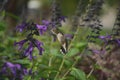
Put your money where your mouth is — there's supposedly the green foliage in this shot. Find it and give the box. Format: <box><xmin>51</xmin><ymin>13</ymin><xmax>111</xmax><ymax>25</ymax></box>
<box><xmin>13</xmin><ymin>59</ymin><xmax>30</xmax><ymax>65</ymax></box>
<box><xmin>105</xmin><ymin>0</ymin><xmax>120</xmax><ymax>6</ymax></box>
<box><xmin>1</xmin><ymin>0</ymin><xmax>119</xmax><ymax>80</ymax></box>
<box><xmin>70</xmin><ymin>68</ymin><xmax>86</xmax><ymax>80</ymax></box>
<box><xmin>0</xmin><ymin>20</ymin><xmax>94</xmax><ymax>80</ymax></box>
<box><xmin>0</xmin><ymin>21</ymin><xmax>6</xmax><ymax>31</ymax></box>
<box><xmin>66</xmin><ymin>48</ymin><xmax>79</xmax><ymax>57</ymax></box>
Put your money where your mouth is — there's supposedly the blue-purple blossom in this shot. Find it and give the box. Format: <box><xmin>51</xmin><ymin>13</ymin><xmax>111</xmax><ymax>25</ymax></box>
<box><xmin>28</xmin><ymin>69</ymin><xmax>33</xmax><ymax>75</ymax></box>
<box><xmin>23</xmin><ymin>42</ymin><xmax>34</xmax><ymax>60</ymax></box>
<box><xmin>34</xmin><ymin>39</ymin><xmax>44</xmax><ymax>55</ymax></box>
<box><xmin>16</xmin><ymin>22</ymin><xmax>28</xmax><ymax>32</ymax></box>
<box><xmin>23</xmin><ymin>68</ymin><xmax>28</xmax><ymax>75</ymax></box>
<box><xmin>116</xmin><ymin>39</ymin><xmax>120</xmax><ymax>45</ymax></box>
<box><xmin>99</xmin><ymin>35</ymin><xmax>111</xmax><ymax>42</ymax></box>
<box><xmin>59</xmin><ymin>16</ymin><xmax>66</xmax><ymax>22</ymax></box>
<box><xmin>15</xmin><ymin>38</ymin><xmax>44</xmax><ymax>60</ymax></box>
<box><xmin>0</xmin><ymin>62</ymin><xmax>28</xmax><ymax>80</ymax></box>
<box><xmin>42</xmin><ymin>20</ymin><xmax>51</xmax><ymax>26</ymax></box>
<box><xmin>36</xmin><ymin>24</ymin><xmax>47</xmax><ymax>35</ymax></box>
<box><xmin>22</xmin><ymin>40</ymin><xmax>44</xmax><ymax>60</ymax></box>
<box><xmin>92</xmin><ymin>49</ymin><xmax>105</xmax><ymax>54</ymax></box>
<box><xmin>14</xmin><ymin>39</ymin><xmax>28</xmax><ymax>50</ymax></box>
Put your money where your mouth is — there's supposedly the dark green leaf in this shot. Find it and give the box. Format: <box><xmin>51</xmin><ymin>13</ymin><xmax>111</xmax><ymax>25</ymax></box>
<box><xmin>0</xmin><ymin>22</ymin><xmax>6</xmax><ymax>31</ymax></box>
<box><xmin>0</xmin><ymin>46</ymin><xmax>5</xmax><ymax>52</ymax></box>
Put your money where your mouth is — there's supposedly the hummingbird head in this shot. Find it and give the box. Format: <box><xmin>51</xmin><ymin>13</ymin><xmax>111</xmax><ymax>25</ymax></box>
<box><xmin>51</xmin><ymin>28</ymin><xmax>60</xmax><ymax>35</ymax></box>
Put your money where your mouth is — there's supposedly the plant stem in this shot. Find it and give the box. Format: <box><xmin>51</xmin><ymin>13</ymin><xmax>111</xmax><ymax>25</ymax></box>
<box><xmin>87</xmin><ymin>68</ymin><xmax>94</xmax><ymax>78</ymax></box>
<box><xmin>68</xmin><ymin>27</ymin><xmax>80</xmax><ymax>51</ymax></box>
<box><xmin>47</xmin><ymin>56</ymin><xmax>53</xmax><ymax>80</ymax></box>
<box><xmin>47</xmin><ymin>36</ymin><xmax>54</xmax><ymax>80</ymax></box>
<box><xmin>54</xmin><ymin>55</ymin><xmax>66</xmax><ymax>80</ymax></box>
<box><xmin>59</xmin><ymin>0</ymin><xmax>94</xmax><ymax>80</ymax></box>
<box><xmin>61</xmin><ymin>58</ymin><xmax>79</xmax><ymax>79</ymax></box>
<box><xmin>61</xmin><ymin>20</ymin><xmax>85</xmax><ymax>80</ymax></box>
<box><xmin>61</xmin><ymin>47</ymin><xmax>87</xmax><ymax>79</ymax></box>
<box><xmin>60</xmin><ymin>23</ymin><xmax>82</xmax><ymax>80</ymax></box>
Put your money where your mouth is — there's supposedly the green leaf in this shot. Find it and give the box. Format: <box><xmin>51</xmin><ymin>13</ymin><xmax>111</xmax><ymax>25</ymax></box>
<box><xmin>50</xmin><ymin>49</ymin><xmax>64</xmax><ymax>58</ymax></box>
<box><xmin>13</xmin><ymin>59</ymin><xmax>30</xmax><ymax>65</ymax></box>
<box><xmin>66</xmin><ymin>48</ymin><xmax>79</xmax><ymax>57</ymax></box>
<box><xmin>75</xmin><ymin>42</ymin><xmax>87</xmax><ymax>52</ymax></box>
<box><xmin>64</xmin><ymin>59</ymin><xmax>73</xmax><ymax>67</ymax></box>
<box><xmin>39</xmin><ymin>64</ymin><xmax>49</xmax><ymax>69</ymax></box>
<box><xmin>70</xmin><ymin>68</ymin><xmax>86</xmax><ymax>80</ymax></box>
<box><xmin>76</xmin><ymin>42</ymin><xmax>87</xmax><ymax>48</ymax></box>
<box><xmin>65</xmin><ymin>76</ymin><xmax>76</xmax><ymax>80</ymax></box>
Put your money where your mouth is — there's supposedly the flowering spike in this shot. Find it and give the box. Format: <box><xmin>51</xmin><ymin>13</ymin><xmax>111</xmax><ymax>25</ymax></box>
<box><xmin>51</xmin><ymin>0</ymin><xmax>63</xmax><ymax>27</ymax></box>
<box><xmin>112</xmin><ymin>8</ymin><xmax>120</xmax><ymax>37</ymax></box>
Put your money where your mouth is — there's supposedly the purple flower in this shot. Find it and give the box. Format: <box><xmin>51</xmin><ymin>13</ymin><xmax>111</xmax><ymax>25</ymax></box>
<box><xmin>22</xmin><ymin>40</ymin><xmax>44</xmax><ymax>60</ymax></box>
<box><xmin>5</xmin><ymin>62</ymin><xmax>15</xmax><ymax>68</ymax></box>
<box><xmin>23</xmin><ymin>68</ymin><xmax>28</xmax><ymax>75</ymax></box>
<box><xmin>0</xmin><ymin>62</ymin><xmax>16</xmax><ymax>75</ymax></box>
<box><xmin>14</xmin><ymin>39</ymin><xmax>28</xmax><ymax>50</ymax></box>
<box><xmin>99</xmin><ymin>35</ymin><xmax>111</xmax><ymax>39</ymax></box>
<box><xmin>92</xmin><ymin>49</ymin><xmax>105</xmax><ymax>54</ymax></box>
<box><xmin>99</xmin><ymin>35</ymin><xmax>111</xmax><ymax>42</ymax></box>
<box><xmin>15</xmin><ymin>38</ymin><xmax>44</xmax><ymax>60</ymax></box>
<box><xmin>5</xmin><ymin>62</ymin><xmax>22</xmax><ymax>75</ymax></box>
<box><xmin>42</xmin><ymin>20</ymin><xmax>51</xmax><ymax>26</ymax></box>
<box><xmin>116</xmin><ymin>39</ymin><xmax>120</xmax><ymax>45</ymax></box>
<box><xmin>34</xmin><ymin>40</ymin><xmax>44</xmax><ymax>55</ymax></box>
<box><xmin>36</xmin><ymin>24</ymin><xmax>47</xmax><ymax>35</ymax></box>
<box><xmin>15</xmin><ymin>64</ymin><xmax>21</xmax><ymax>70</ymax></box>
<box><xmin>23</xmin><ymin>42</ymin><xmax>34</xmax><ymax>60</ymax></box>
<box><xmin>16</xmin><ymin>22</ymin><xmax>28</xmax><ymax>32</ymax></box>
<box><xmin>28</xmin><ymin>69</ymin><xmax>33</xmax><ymax>75</ymax></box>
<box><xmin>0</xmin><ymin>62</ymin><xmax>28</xmax><ymax>80</ymax></box>
<box><xmin>59</xmin><ymin>16</ymin><xmax>66</xmax><ymax>22</ymax></box>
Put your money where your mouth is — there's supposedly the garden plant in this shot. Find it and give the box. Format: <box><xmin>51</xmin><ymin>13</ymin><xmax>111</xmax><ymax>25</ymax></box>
<box><xmin>0</xmin><ymin>0</ymin><xmax>120</xmax><ymax>80</ymax></box>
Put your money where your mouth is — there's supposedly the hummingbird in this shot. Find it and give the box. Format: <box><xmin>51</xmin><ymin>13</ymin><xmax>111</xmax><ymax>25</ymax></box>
<box><xmin>51</xmin><ymin>28</ymin><xmax>68</xmax><ymax>54</ymax></box>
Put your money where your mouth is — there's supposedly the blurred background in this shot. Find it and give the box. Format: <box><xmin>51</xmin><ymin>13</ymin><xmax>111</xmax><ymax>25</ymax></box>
<box><xmin>0</xmin><ymin>0</ymin><xmax>120</xmax><ymax>33</ymax></box>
